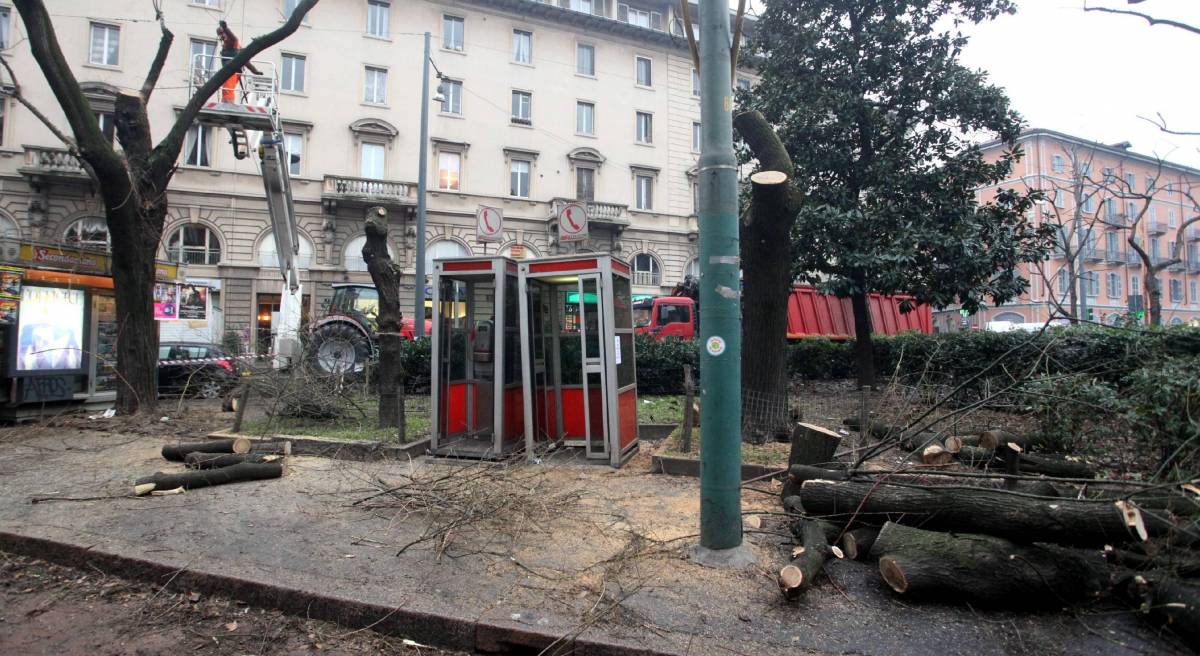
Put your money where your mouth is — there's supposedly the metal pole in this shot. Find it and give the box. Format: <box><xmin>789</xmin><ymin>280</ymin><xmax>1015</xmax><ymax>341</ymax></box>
<box><xmin>698</xmin><ymin>0</ymin><xmax>742</xmax><ymax>551</ymax></box>
<box><xmin>414</xmin><ymin>32</ymin><xmax>431</xmax><ymax>337</ymax></box>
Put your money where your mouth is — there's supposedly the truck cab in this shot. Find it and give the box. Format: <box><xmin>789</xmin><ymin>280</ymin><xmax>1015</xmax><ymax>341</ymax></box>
<box><xmin>633</xmin><ymin>296</ymin><xmax>696</xmax><ymax>341</ymax></box>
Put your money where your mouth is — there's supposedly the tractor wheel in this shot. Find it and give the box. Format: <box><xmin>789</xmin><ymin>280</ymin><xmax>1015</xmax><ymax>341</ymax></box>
<box><xmin>307</xmin><ymin>322</ymin><xmax>372</xmax><ymax>377</ymax></box>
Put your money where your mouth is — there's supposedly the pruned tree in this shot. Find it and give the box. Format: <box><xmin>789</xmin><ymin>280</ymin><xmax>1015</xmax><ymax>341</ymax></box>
<box><xmin>8</xmin><ymin>0</ymin><xmax>319</xmax><ymax>413</ymax></box>
<box><xmin>745</xmin><ymin>0</ymin><xmax>1054</xmax><ymax>388</ymax></box>
<box><xmin>362</xmin><ymin>206</ymin><xmax>405</xmax><ymax>437</ymax></box>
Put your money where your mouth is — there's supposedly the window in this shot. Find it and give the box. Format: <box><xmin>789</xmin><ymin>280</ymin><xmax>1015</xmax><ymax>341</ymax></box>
<box><xmin>511</xmin><ymin>91</ymin><xmax>531</xmax><ymax>125</ymax></box>
<box><xmin>1102</xmin><ymin>167</ymin><xmax>1114</xmax><ymax>183</ymax></box>
<box><xmin>1170</xmin><ymin>279</ymin><xmax>1184</xmax><ymax>303</ymax></box>
<box><xmin>192</xmin><ymin>0</ymin><xmax>220</xmax><ymax>5</ymax></box>
<box><xmin>1192</xmin><ymin>281</ymin><xmax>1198</xmax><ymax>305</ymax></box>
<box><xmin>1167</xmin><ymin>183</ymin><xmax>1176</xmax><ymax>197</ymax></box>
<box><xmin>63</xmin><ymin>217</ymin><xmax>110</xmax><ymax>251</ymax></box>
<box><xmin>0</xmin><ymin>8</ymin><xmax>10</xmax><ymax>50</ymax></box>
<box><xmin>1105</xmin><ymin>198</ymin><xmax>1116</xmax><ymax>219</ymax></box>
<box><xmin>1132</xmin><ymin>275</ymin><xmax>1140</xmax><ymax>296</ymax></box>
<box><xmin>443</xmin><ymin>15</ymin><xmax>464</xmax><ymax>51</ymax></box>
<box><xmin>89</xmin><ymin>23</ymin><xmax>120</xmax><ymax>66</ymax></box>
<box><xmin>96</xmin><ymin>111</ymin><xmax>115</xmax><ymax>144</ymax></box>
<box><xmin>576</xmin><ymin>101</ymin><xmax>594</xmax><ymax>135</ymax></box>
<box><xmin>619</xmin><ymin>4</ymin><xmax>661</xmax><ymax>30</ymax></box>
<box><xmin>1106</xmin><ymin>231</ymin><xmax>1120</xmax><ymax>256</ymax></box>
<box><xmin>635</xmin><ymin>111</ymin><xmax>652</xmax><ymax>144</ymax></box>
<box><xmin>571</xmin><ymin>0</ymin><xmax>594</xmax><ymax>14</ymax></box>
<box><xmin>1106</xmin><ymin>272</ymin><xmax>1122</xmax><ymax>299</ymax></box>
<box><xmin>1085</xmin><ymin>271</ymin><xmax>1099</xmax><ymax>297</ymax></box>
<box><xmin>635</xmin><ymin>56</ymin><xmax>652</xmax><ymax>87</ymax></box>
<box><xmin>284</xmin><ymin>132</ymin><xmax>303</xmax><ymax>176</ymax></box>
<box><xmin>692</xmin><ymin>122</ymin><xmax>701</xmax><ymax>152</ymax></box>
<box><xmin>283</xmin><ymin>0</ymin><xmax>307</xmax><ymax>20</ymax></box>
<box><xmin>632</xmin><ymin>253</ymin><xmax>660</xmax><ymax>286</ymax></box>
<box><xmin>1081</xmin><ymin>192</ymin><xmax>1094</xmax><ymax>213</ymax></box>
<box><xmin>1169</xmin><ymin>241</ymin><xmax>1177</xmax><ymax>261</ymax></box>
<box><xmin>166</xmin><ymin>225</ymin><xmax>221</xmax><ymax>265</ymax></box>
<box><xmin>635</xmin><ymin>174</ymin><xmax>653</xmax><ymax>210</ymax></box>
<box><xmin>343</xmin><ymin>235</ymin><xmax>396</xmax><ymax>272</ymax></box>
<box><xmin>1127</xmin><ymin>201</ymin><xmax>1137</xmax><ymax>218</ymax></box>
<box><xmin>1146</xmin><ymin>176</ymin><xmax>1156</xmax><ymax>194</ymax></box>
<box><xmin>281</xmin><ymin>53</ymin><xmax>305</xmax><ymax>92</ymax></box>
<box><xmin>440</xmin><ymin>79</ymin><xmax>462</xmax><ymax>115</ymax></box>
<box><xmin>576</xmin><ymin>167</ymin><xmax>595</xmax><ymax>201</ymax></box>
<box><xmin>184</xmin><ymin>125</ymin><xmax>211</xmax><ymax>167</ymax></box>
<box><xmin>692</xmin><ymin>69</ymin><xmax>700</xmax><ymax>97</ymax></box>
<box><xmin>190</xmin><ymin>38</ymin><xmax>217</xmax><ymax>76</ymax></box>
<box><xmin>1051</xmin><ymin>154</ymin><xmax>1064</xmax><ymax>173</ymax></box>
<box><xmin>1056</xmin><ymin>267</ymin><xmax>1068</xmax><ymax>296</ymax></box>
<box><xmin>258</xmin><ymin>230</ymin><xmax>313</xmax><ymax>269</ymax></box>
<box><xmin>360</xmin><ymin>142</ymin><xmax>385</xmax><ymax>178</ymax></box>
<box><xmin>1078</xmin><ymin>162</ymin><xmax>1091</xmax><ymax>177</ymax></box>
<box><xmin>692</xmin><ymin>181</ymin><xmax>699</xmax><ymax>213</ymax></box>
<box><xmin>425</xmin><ymin>239</ymin><xmax>468</xmax><ymax>274</ymax></box>
<box><xmin>363</xmin><ymin>66</ymin><xmax>387</xmax><ymax>104</ymax></box>
<box><xmin>1150</xmin><ymin>237</ymin><xmax>1160</xmax><ymax>261</ymax></box>
<box><xmin>1125</xmin><ymin>172</ymin><xmax>1136</xmax><ymax>191</ymax></box>
<box><xmin>366</xmin><ymin>0</ymin><xmax>389</xmax><ymax>38</ymax></box>
<box><xmin>437</xmin><ymin>151</ymin><xmax>461</xmax><ymax>191</ymax></box>
<box><xmin>512</xmin><ymin>30</ymin><xmax>532</xmax><ymax>64</ymax></box>
<box><xmin>576</xmin><ymin>43</ymin><xmax>595</xmax><ymax>76</ymax></box>
<box><xmin>1053</xmin><ymin>188</ymin><xmax>1065</xmax><ymax>208</ymax></box>
<box><xmin>510</xmin><ymin>159</ymin><xmax>531</xmax><ymax>198</ymax></box>
<box><xmin>1169</xmin><ymin>209</ymin><xmax>1177</xmax><ymax>228</ymax></box>
<box><xmin>736</xmin><ymin>77</ymin><xmax>751</xmax><ymax>91</ymax></box>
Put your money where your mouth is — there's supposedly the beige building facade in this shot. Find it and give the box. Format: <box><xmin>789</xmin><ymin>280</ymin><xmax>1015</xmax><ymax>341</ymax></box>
<box><xmin>0</xmin><ymin>0</ymin><xmax>749</xmax><ymax>351</ymax></box>
<box><xmin>937</xmin><ymin>128</ymin><xmax>1200</xmax><ymax>332</ymax></box>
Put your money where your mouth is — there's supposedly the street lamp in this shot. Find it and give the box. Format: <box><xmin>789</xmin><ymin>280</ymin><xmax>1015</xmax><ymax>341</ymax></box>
<box><xmin>414</xmin><ymin>32</ymin><xmax>446</xmax><ymax>338</ymax></box>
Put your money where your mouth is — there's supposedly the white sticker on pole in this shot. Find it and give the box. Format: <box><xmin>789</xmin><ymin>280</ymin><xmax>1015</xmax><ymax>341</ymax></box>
<box><xmin>706</xmin><ymin>336</ymin><xmax>726</xmax><ymax>357</ymax></box>
<box><xmin>614</xmin><ymin>336</ymin><xmax>622</xmax><ymax>364</ymax></box>
<box><xmin>476</xmin><ymin>205</ymin><xmax>503</xmax><ymax>243</ymax></box>
<box><xmin>557</xmin><ymin>202</ymin><xmax>589</xmax><ymax>242</ymax></box>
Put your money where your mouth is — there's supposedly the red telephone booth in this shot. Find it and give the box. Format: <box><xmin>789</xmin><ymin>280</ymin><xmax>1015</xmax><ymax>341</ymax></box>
<box><xmin>429</xmin><ymin>257</ymin><xmax>523</xmax><ymax>458</ymax></box>
<box><xmin>517</xmin><ymin>254</ymin><xmax>639</xmax><ymax>467</ymax></box>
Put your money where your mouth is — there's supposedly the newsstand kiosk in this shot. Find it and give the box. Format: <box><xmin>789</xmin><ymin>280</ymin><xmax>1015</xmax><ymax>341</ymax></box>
<box><xmin>429</xmin><ymin>256</ymin><xmax>523</xmax><ymax>459</ymax></box>
<box><xmin>517</xmin><ymin>254</ymin><xmax>639</xmax><ymax>467</ymax></box>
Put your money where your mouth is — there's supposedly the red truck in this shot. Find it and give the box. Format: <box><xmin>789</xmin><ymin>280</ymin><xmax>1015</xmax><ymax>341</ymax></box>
<box><xmin>633</xmin><ymin>286</ymin><xmax>933</xmax><ymax>341</ymax></box>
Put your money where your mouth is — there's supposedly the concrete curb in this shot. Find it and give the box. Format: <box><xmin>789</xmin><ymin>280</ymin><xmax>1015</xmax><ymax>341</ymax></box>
<box><xmin>208</xmin><ymin>430</ymin><xmax>431</xmax><ymax>462</ymax></box>
<box><xmin>0</xmin><ymin>530</ymin><xmax>673</xmax><ymax>656</ymax></box>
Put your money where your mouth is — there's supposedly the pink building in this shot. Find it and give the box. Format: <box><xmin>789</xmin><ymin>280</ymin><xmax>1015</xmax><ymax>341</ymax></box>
<box><xmin>935</xmin><ymin>128</ymin><xmax>1200</xmax><ymax>332</ymax></box>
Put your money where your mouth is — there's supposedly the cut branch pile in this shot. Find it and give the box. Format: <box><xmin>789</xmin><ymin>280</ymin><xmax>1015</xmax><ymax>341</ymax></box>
<box><xmin>777</xmin><ymin>420</ymin><xmax>1200</xmax><ymax>649</ymax></box>
<box><xmin>352</xmin><ymin>460</ymin><xmax>584</xmax><ymax>557</ymax></box>
<box><xmin>135</xmin><ymin>438</ymin><xmax>290</xmax><ymax>495</ymax></box>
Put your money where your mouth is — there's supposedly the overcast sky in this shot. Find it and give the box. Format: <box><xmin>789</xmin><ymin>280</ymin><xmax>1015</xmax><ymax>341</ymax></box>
<box><xmin>956</xmin><ymin>1</ymin><xmax>1200</xmax><ymax>167</ymax></box>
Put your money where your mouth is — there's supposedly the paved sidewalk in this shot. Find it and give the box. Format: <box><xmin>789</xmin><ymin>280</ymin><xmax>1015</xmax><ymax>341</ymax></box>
<box><xmin>0</xmin><ymin>430</ymin><xmax>1182</xmax><ymax>656</ymax></box>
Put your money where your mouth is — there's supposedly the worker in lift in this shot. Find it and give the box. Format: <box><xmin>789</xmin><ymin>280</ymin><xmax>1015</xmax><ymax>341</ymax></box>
<box><xmin>216</xmin><ymin>20</ymin><xmax>262</xmax><ymax>103</ymax></box>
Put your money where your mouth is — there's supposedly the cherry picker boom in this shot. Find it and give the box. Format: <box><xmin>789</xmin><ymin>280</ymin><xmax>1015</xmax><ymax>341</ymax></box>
<box><xmin>190</xmin><ymin>54</ymin><xmax>302</xmax><ymax>363</ymax></box>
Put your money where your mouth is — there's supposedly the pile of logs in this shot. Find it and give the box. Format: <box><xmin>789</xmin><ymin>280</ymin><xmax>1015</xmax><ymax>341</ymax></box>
<box><xmin>776</xmin><ymin>420</ymin><xmax>1200</xmax><ymax>650</ymax></box>
<box><xmin>134</xmin><ymin>438</ymin><xmax>291</xmax><ymax>496</ymax></box>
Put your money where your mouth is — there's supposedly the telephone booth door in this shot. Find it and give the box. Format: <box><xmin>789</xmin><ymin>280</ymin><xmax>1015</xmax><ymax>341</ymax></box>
<box><xmin>518</xmin><ymin>255</ymin><xmax>638</xmax><ymax>467</ymax></box>
<box><xmin>430</xmin><ymin>257</ymin><xmax>522</xmax><ymax>459</ymax></box>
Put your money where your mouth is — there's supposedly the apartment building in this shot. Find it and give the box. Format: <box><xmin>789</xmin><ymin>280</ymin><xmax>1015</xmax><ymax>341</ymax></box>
<box><xmin>0</xmin><ymin>0</ymin><xmax>751</xmax><ymax>351</ymax></box>
<box><xmin>935</xmin><ymin>128</ymin><xmax>1200</xmax><ymax>332</ymax></box>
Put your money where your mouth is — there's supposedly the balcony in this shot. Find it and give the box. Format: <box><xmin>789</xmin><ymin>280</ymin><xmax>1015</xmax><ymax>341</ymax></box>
<box><xmin>1147</xmin><ymin>220</ymin><xmax>1167</xmax><ymax>235</ymax></box>
<box><xmin>1127</xmin><ymin>251</ymin><xmax>1143</xmax><ymax>267</ymax></box>
<box><xmin>1104</xmin><ymin>214</ymin><xmax>1127</xmax><ymax>229</ymax></box>
<box><xmin>1104</xmin><ymin>248</ymin><xmax>1125</xmax><ymax>263</ymax></box>
<box><xmin>1188</xmin><ymin>259</ymin><xmax>1200</xmax><ymax>274</ymax></box>
<box><xmin>1083</xmin><ymin>246</ymin><xmax>1104</xmax><ymax>262</ymax></box>
<box><xmin>18</xmin><ymin>145</ymin><xmax>92</xmax><ymax>191</ymax></box>
<box><xmin>321</xmin><ymin>175</ymin><xmax>416</xmax><ymax>213</ymax></box>
<box><xmin>550</xmin><ymin>198</ymin><xmax>631</xmax><ymax>229</ymax></box>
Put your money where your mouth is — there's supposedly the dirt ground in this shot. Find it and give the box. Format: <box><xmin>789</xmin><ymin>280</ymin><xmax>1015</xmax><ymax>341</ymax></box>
<box><xmin>0</xmin><ymin>551</ymin><xmax>462</xmax><ymax>655</ymax></box>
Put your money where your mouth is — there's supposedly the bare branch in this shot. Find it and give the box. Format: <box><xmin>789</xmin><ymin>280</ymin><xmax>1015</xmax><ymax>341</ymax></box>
<box><xmin>730</xmin><ymin>0</ymin><xmax>747</xmax><ymax>85</ymax></box>
<box><xmin>680</xmin><ymin>0</ymin><xmax>700</xmax><ymax>75</ymax></box>
<box><xmin>1084</xmin><ymin>5</ymin><xmax>1200</xmax><ymax>36</ymax></box>
<box><xmin>150</xmin><ymin>0</ymin><xmax>320</xmax><ymax>181</ymax></box>
<box><xmin>141</xmin><ymin>6</ymin><xmax>175</xmax><ymax>102</ymax></box>
<box><xmin>0</xmin><ymin>54</ymin><xmax>97</xmax><ymax>181</ymax></box>
<box><xmin>1138</xmin><ymin>112</ymin><xmax>1200</xmax><ymax>137</ymax></box>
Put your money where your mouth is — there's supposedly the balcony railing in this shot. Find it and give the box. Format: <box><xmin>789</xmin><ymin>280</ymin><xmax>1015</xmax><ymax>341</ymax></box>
<box><xmin>1188</xmin><ymin>259</ymin><xmax>1200</xmax><ymax>274</ymax></box>
<box><xmin>322</xmin><ymin>175</ymin><xmax>416</xmax><ymax>208</ymax></box>
<box><xmin>23</xmin><ymin>145</ymin><xmax>85</xmax><ymax>173</ymax></box>
<box><xmin>632</xmin><ymin>270</ymin><xmax>661</xmax><ymax>286</ymax></box>
<box><xmin>1147</xmin><ymin>220</ymin><xmax>1167</xmax><ymax>235</ymax></box>
<box><xmin>1127</xmin><ymin>251</ymin><xmax>1143</xmax><ymax>267</ymax></box>
<box><xmin>550</xmin><ymin>198</ymin><xmax>630</xmax><ymax>226</ymax></box>
<box><xmin>1083</xmin><ymin>246</ymin><xmax>1103</xmax><ymax>261</ymax></box>
<box><xmin>1104</xmin><ymin>248</ymin><xmax>1125</xmax><ymax>263</ymax></box>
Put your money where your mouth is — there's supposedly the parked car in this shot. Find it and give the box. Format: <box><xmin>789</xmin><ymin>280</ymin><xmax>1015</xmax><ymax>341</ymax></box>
<box><xmin>158</xmin><ymin>342</ymin><xmax>239</xmax><ymax>399</ymax></box>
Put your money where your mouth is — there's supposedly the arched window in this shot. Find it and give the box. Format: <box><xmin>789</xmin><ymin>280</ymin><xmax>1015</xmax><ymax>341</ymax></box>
<box><xmin>992</xmin><ymin>311</ymin><xmax>1025</xmax><ymax>324</ymax></box>
<box><xmin>425</xmin><ymin>239</ymin><xmax>469</xmax><ymax>273</ymax></box>
<box><xmin>501</xmin><ymin>242</ymin><xmax>538</xmax><ymax>259</ymax></box>
<box><xmin>632</xmin><ymin>253</ymin><xmax>661</xmax><ymax>286</ymax></box>
<box><xmin>165</xmin><ymin>224</ymin><xmax>221</xmax><ymax>265</ymax></box>
<box><xmin>63</xmin><ymin>217</ymin><xmax>109</xmax><ymax>251</ymax></box>
<box><xmin>343</xmin><ymin>235</ymin><xmax>396</xmax><ymax>272</ymax></box>
<box><xmin>0</xmin><ymin>213</ymin><xmax>20</xmax><ymax>240</ymax></box>
<box><xmin>684</xmin><ymin>257</ymin><xmax>699</xmax><ymax>280</ymax></box>
<box><xmin>257</xmin><ymin>230</ymin><xmax>314</xmax><ymax>270</ymax></box>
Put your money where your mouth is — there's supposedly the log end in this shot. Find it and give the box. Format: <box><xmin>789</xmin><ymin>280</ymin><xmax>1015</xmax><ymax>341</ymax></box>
<box><xmin>842</xmin><ymin>534</ymin><xmax>859</xmax><ymax>561</ymax></box>
<box><xmin>879</xmin><ymin>556</ymin><xmax>908</xmax><ymax>594</ymax></box>
<box><xmin>134</xmin><ymin>483</ymin><xmax>155</xmax><ymax>496</ymax></box>
<box><xmin>922</xmin><ymin>445</ymin><xmax>954</xmax><ymax>466</ymax></box>
<box><xmin>779</xmin><ymin>564</ymin><xmax>804</xmax><ymax>599</ymax></box>
<box><xmin>944</xmin><ymin>436</ymin><xmax>963</xmax><ymax>454</ymax></box>
<box><xmin>232</xmin><ymin>437</ymin><xmax>251</xmax><ymax>454</ymax></box>
<box><xmin>750</xmin><ymin>170</ymin><xmax>789</xmax><ymax>186</ymax></box>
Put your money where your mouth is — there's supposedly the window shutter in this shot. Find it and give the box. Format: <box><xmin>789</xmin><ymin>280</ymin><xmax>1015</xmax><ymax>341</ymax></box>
<box><xmin>650</xmin><ymin>11</ymin><xmax>662</xmax><ymax>30</ymax></box>
<box><xmin>617</xmin><ymin>3</ymin><xmax>629</xmax><ymax>22</ymax></box>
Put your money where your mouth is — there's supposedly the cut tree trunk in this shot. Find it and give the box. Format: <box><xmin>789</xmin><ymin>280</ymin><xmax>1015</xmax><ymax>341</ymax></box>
<box><xmin>921</xmin><ymin>443</ymin><xmax>954</xmax><ymax>465</ymax></box>
<box><xmin>133</xmin><ymin>461</ymin><xmax>283</xmax><ymax>495</ymax></box>
<box><xmin>161</xmin><ymin>438</ymin><xmax>251</xmax><ymax>462</ymax></box>
<box><xmin>954</xmin><ymin>445</ymin><xmax>1096</xmax><ymax>478</ymax></box>
<box><xmin>841</xmin><ymin>526</ymin><xmax>879</xmax><ymax>561</ymax></box>
<box><xmin>1117</xmin><ymin>574</ymin><xmax>1200</xmax><ymax>650</ymax></box>
<box><xmin>779</xmin><ymin>518</ymin><xmax>832</xmax><ymax>600</ymax></box>
<box><xmin>1104</xmin><ymin>546</ymin><xmax>1200</xmax><ymax>578</ymax></box>
<box><xmin>362</xmin><ymin>207</ymin><xmax>405</xmax><ymax>433</ymax></box>
<box><xmin>849</xmin><ymin>288</ymin><xmax>875</xmax><ymax>390</ymax></box>
<box><xmin>799</xmin><ymin>479</ymin><xmax>1174</xmax><ymax>546</ymax></box>
<box><xmin>734</xmin><ymin>111</ymin><xmax>800</xmax><ymax>442</ymax></box>
<box><xmin>782</xmin><ymin>423</ymin><xmax>841</xmax><ymax>497</ymax></box>
<box><xmin>960</xmin><ymin>432</ymin><xmax>1000</xmax><ymax>450</ymax></box>
<box><xmin>788</xmin><ymin>464</ymin><xmax>849</xmax><ymax>487</ymax></box>
<box><xmin>869</xmin><ymin>522</ymin><xmax>1102</xmax><ymax>607</ymax></box>
<box><xmin>184</xmin><ymin>452</ymin><xmax>280</xmax><ymax>469</ymax></box>
<box><xmin>248</xmin><ymin>440</ymin><xmax>293</xmax><ymax>456</ymax></box>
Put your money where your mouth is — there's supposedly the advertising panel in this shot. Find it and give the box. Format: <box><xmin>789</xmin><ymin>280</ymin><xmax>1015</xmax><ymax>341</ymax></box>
<box><xmin>178</xmin><ymin>284</ymin><xmax>208</xmax><ymax>321</ymax></box>
<box><xmin>154</xmin><ymin>283</ymin><xmax>179</xmax><ymax>320</ymax></box>
<box><xmin>15</xmin><ymin>286</ymin><xmax>85</xmax><ymax>373</ymax></box>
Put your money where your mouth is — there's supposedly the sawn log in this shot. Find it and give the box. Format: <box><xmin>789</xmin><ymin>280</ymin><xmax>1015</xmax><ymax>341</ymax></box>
<box><xmin>134</xmin><ymin>461</ymin><xmax>283</xmax><ymax>495</ymax></box>
<box><xmin>161</xmin><ymin>438</ymin><xmax>251</xmax><ymax>462</ymax></box>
